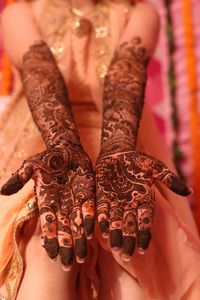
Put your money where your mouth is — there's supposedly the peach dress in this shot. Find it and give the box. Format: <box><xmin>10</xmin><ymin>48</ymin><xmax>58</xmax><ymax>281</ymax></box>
<box><xmin>0</xmin><ymin>1</ymin><xmax>200</xmax><ymax>299</ymax></box>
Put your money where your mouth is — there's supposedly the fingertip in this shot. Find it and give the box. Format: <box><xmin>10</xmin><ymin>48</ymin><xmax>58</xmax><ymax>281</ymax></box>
<box><xmin>43</xmin><ymin>237</ymin><xmax>59</xmax><ymax>259</ymax></box>
<box><xmin>137</xmin><ymin>230</ymin><xmax>151</xmax><ymax>251</ymax></box>
<box><xmin>59</xmin><ymin>247</ymin><xmax>74</xmax><ymax>266</ymax></box>
<box><xmin>166</xmin><ymin>176</ymin><xmax>191</xmax><ymax>196</ymax></box>
<box><xmin>110</xmin><ymin>229</ymin><xmax>123</xmax><ymax>248</ymax></box>
<box><xmin>84</xmin><ymin>217</ymin><xmax>95</xmax><ymax>237</ymax></box>
<box><xmin>122</xmin><ymin>236</ymin><xmax>136</xmax><ymax>257</ymax></box>
<box><xmin>74</xmin><ymin>236</ymin><xmax>87</xmax><ymax>259</ymax></box>
<box><xmin>173</xmin><ymin>185</ymin><xmax>191</xmax><ymax>197</ymax></box>
<box><xmin>1</xmin><ymin>173</ymin><xmax>24</xmax><ymax>196</ymax></box>
<box><xmin>99</xmin><ymin>220</ymin><xmax>109</xmax><ymax>234</ymax></box>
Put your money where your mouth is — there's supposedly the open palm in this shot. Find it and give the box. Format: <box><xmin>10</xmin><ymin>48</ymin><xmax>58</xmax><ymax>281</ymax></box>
<box><xmin>1</xmin><ymin>146</ymin><xmax>95</xmax><ymax>267</ymax></box>
<box><xmin>96</xmin><ymin>150</ymin><xmax>190</xmax><ymax>260</ymax></box>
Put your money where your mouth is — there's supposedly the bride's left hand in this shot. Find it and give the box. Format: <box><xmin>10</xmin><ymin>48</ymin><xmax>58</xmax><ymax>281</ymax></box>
<box><xmin>95</xmin><ymin>149</ymin><xmax>191</xmax><ymax>261</ymax></box>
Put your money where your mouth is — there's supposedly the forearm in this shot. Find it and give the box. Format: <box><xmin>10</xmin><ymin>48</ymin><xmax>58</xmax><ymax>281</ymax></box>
<box><xmin>101</xmin><ymin>38</ymin><xmax>150</xmax><ymax>154</ymax></box>
<box><xmin>21</xmin><ymin>41</ymin><xmax>80</xmax><ymax>148</ymax></box>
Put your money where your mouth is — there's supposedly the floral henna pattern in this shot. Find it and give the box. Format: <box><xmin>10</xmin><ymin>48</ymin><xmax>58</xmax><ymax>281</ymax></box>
<box><xmin>96</xmin><ymin>151</ymin><xmax>190</xmax><ymax>257</ymax></box>
<box><xmin>1</xmin><ymin>42</ymin><xmax>95</xmax><ymax>266</ymax></box>
<box><xmin>101</xmin><ymin>37</ymin><xmax>150</xmax><ymax>154</ymax></box>
<box><xmin>97</xmin><ymin>37</ymin><xmax>191</xmax><ymax>259</ymax></box>
<box><xmin>21</xmin><ymin>41</ymin><xmax>80</xmax><ymax>148</ymax></box>
<box><xmin>1</xmin><ymin>146</ymin><xmax>95</xmax><ymax>264</ymax></box>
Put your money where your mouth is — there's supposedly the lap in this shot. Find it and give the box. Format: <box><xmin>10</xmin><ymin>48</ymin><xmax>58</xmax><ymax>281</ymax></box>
<box><xmin>17</xmin><ymin>217</ymin><xmax>80</xmax><ymax>300</ymax></box>
<box><xmin>16</xmin><ymin>217</ymin><xmax>144</xmax><ymax>300</ymax></box>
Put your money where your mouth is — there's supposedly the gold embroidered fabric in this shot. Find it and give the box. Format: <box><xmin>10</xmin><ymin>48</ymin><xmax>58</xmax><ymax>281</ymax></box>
<box><xmin>39</xmin><ymin>0</ymin><xmax>113</xmax><ymax>81</ymax></box>
<box><xmin>4</xmin><ymin>198</ymin><xmax>37</xmax><ymax>300</ymax></box>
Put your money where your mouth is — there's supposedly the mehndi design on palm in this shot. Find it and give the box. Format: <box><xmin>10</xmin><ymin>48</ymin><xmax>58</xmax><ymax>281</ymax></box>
<box><xmin>1</xmin><ymin>42</ymin><xmax>95</xmax><ymax>267</ymax></box>
<box><xmin>96</xmin><ymin>150</ymin><xmax>190</xmax><ymax>259</ymax></box>
<box><xmin>1</xmin><ymin>146</ymin><xmax>95</xmax><ymax>266</ymax></box>
<box><xmin>97</xmin><ymin>37</ymin><xmax>191</xmax><ymax>260</ymax></box>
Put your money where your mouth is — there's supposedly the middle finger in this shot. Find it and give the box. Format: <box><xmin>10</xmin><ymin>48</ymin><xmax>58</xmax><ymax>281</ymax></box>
<box><xmin>109</xmin><ymin>202</ymin><xmax>123</xmax><ymax>250</ymax></box>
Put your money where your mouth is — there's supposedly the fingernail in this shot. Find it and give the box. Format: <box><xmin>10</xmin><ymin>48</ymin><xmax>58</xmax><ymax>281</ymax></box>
<box><xmin>62</xmin><ymin>265</ymin><xmax>72</xmax><ymax>272</ymax></box>
<box><xmin>87</xmin><ymin>234</ymin><xmax>93</xmax><ymax>240</ymax></box>
<box><xmin>102</xmin><ymin>232</ymin><xmax>109</xmax><ymax>239</ymax></box>
<box><xmin>76</xmin><ymin>257</ymin><xmax>85</xmax><ymax>264</ymax></box>
<box><xmin>111</xmin><ymin>247</ymin><xmax>121</xmax><ymax>253</ymax></box>
<box><xmin>138</xmin><ymin>248</ymin><xmax>145</xmax><ymax>255</ymax></box>
<box><xmin>121</xmin><ymin>254</ymin><xmax>131</xmax><ymax>262</ymax></box>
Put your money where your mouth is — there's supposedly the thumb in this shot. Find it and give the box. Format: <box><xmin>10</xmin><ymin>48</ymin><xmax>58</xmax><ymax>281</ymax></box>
<box><xmin>153</xmin><ymin>160</ymin><xmax>191</xmax><ymax>197</ymax></box>
<box><xmin>1</xmin><ymin>161</ymin><xmax>33</xmax><ymax>196</ymax></box>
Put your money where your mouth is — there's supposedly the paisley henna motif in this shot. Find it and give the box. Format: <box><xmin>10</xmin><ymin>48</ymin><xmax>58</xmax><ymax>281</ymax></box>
<box><xmin>101</xmin><ymin>37</ymin><xmax>149</xmax><ymax>154</ymax></box>
<box><xmin>96</xmin><ymin>38</ymin><xmax>191</xmax><ymax>260</ymax></box>
<box><xmin>96</xmin><ymin>151</ymin><xmax>190</xmax><ymax>257</ymax></box>
<box><xmin>1</xmin><ymin>42</ymin><xmax>95</xmax><ymax>267</ymax></box>
<box><xmin>20</xmin><ymin>41</ymin><xmax>81</xmax><ymax>148</ymax></box>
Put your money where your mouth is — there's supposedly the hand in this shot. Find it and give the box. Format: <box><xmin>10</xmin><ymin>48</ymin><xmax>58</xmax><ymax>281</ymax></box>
<box><xmin>95</xmin><ymin>149</ymin><xmax>191</xmax><ymax>261</ymax></box>
<box><xmin>1</xmin><ymin>145</ymin><xmax>95</xmax><ymax>268</ymax></box>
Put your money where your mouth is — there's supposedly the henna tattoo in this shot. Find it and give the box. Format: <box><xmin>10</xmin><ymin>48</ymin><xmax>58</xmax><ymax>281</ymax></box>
<box><xmin>96</xmin><ymin>37</ymin><xmax>190</xmax><ymax>259</ymax></box>
<box><xmin>1</xmin><ymin>173</ymin><xmax>24</xmax><ymax>195</ymax></box>
<box><xmin>1</xmin><ymin>42</ymin><xmax>96</xmax><ymax>266</ymax></box>
<box><xmin>96</xmin><ymin>150</ymin><xmax>191</xmax><ymax>256</ymax></box>
<box><xmin>96</xmin><ymin>151</ymin><xmax>156</xmax><ymax>255</ymax></box>
<box><xmin>1</xmin><ymin>145</ymin><xmax>95</xmax><ymax>263</ymax></box>
<box><xmin>21</xmin><ymin>41</ymin><xmax>80</xmax><ymax>148</ymax></box>
<box><xmin>101</xmin><ymin>37</ymin><xmax>150</xmax><ymax>154</ymax></box>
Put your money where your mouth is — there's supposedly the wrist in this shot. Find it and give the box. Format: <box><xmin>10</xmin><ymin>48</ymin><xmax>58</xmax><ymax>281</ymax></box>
<box><xmin>48</xmin><ymin>138</ymin><xmax>83</xmax><ymax>151</ymax></box>
<box><xmin>43</xmin><ymin>123</ymin><xmax>81</xmax><ymax>149</ymax></box>
<box><xmin>101</xmin><ymin>117</ymin><xmax>140</xmax><ymax>152</ymax></box>
<box><xmin>100</xmin><ymin>136</ymin><xmax>136</xmax><ymax>157</ymax></box>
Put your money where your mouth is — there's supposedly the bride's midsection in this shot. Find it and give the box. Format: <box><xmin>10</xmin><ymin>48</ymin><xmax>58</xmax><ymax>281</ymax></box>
<box><xmin>72</xmin><ymin>102</ymin><xmax>102</xmax><ymax>164</ymax></box>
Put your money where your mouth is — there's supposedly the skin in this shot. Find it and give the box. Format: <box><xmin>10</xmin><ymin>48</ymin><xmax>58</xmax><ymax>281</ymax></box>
<box><xmin>95</xmin><ymin>37</ymin><xmax>191</xmax><ymax>261</ymax></box>
<box><xmin>0</xmin><ymin>2</ymin><xmax>192</xmax><ymax>299</ymax></box>
<box><xmin>1</xmin><ymin>42</ymin><xmax>96</xmax><ymax>267</ymax></box>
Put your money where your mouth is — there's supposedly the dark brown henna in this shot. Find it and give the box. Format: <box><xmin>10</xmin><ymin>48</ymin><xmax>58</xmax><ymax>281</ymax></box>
<box><xmin>1</xmin><ymin>173</ymin><xmax>24</xmax><ymax>195</ymax></box>
<box><xmin>101</xmin><ymin>37</ymin><xmax>149</xmax><ymax>154</ymax></box>
<box><xmin>96</xmin><ymin>38</ymin><xmax>191</xmax><ymax>258</ymax></box>
<box><xmin>1</xmin><ymin>42</ymin><xmax>95</xmax><ymax>265</ymax></box>
<box><xmin>21</xmin><ymin>41</ymin><xmax>80</xmax><ymax>148</ymax></box>
<box><xmin>96</xmin><ymin>150</ymin><xmax>190</xmax><ymax>255</ymax></box>
<box><xmin>43</xmin><ymin>237</ymin><xmax>59</xmax><ymax>259</ymax></box>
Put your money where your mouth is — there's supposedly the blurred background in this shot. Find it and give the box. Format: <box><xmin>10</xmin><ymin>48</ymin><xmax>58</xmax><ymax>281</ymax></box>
<box><xmin>0</xmin><ymin>0</ymin><xmax>200</xmax><ymax>229</ymax></box>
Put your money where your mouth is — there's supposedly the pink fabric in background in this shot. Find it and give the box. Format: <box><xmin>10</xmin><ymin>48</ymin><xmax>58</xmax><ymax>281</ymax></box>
<box><xmin>146</xmin><ymin>0</ymin><xmax>174</xmax><ymax>147</ymax></box>
<box><xmin>0</xmin><ymin>0</ymin><xmax>5</xmax><ymax>12</ymax></box>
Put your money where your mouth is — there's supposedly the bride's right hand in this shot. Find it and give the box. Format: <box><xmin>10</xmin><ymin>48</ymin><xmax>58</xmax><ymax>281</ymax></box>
<box><xmin>1</xmin><ymin>145</ymin><xmax>95</xmax><ymax>270</ymax></box>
